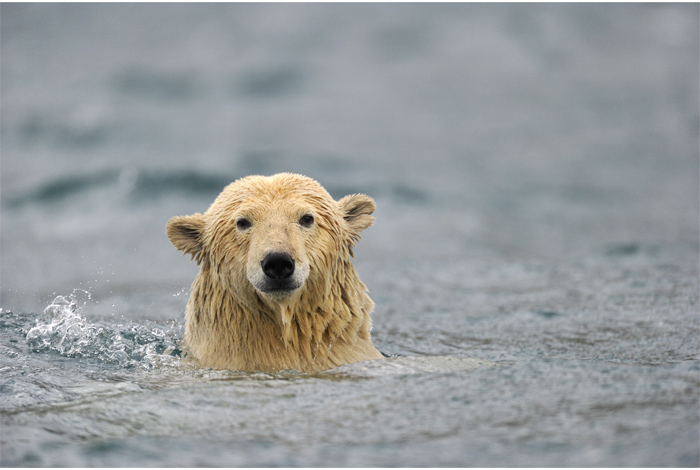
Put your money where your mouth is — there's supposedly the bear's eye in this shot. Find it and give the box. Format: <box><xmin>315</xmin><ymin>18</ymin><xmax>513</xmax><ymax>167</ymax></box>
<box><xmin>299</xmin><ymin>214</ymin><xmax>314</xmax><ymax>228</ymax></box>
<box><xmin>236</xmin><ymin>218</ymin><xmax>252</xmax><ymax>231</ymax></box>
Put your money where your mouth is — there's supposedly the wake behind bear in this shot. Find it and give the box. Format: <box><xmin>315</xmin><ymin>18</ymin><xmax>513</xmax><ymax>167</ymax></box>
<box><xmin>167</xmin><ymin>173</ymin><xmax>384</xmax><ymax>372</ymax></box>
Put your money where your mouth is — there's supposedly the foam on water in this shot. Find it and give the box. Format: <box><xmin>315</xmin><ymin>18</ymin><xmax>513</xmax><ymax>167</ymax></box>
<box><xmin>25</xmin><ymin>290</ymin><xmax>182</xmax><ymax>369</ymax></box>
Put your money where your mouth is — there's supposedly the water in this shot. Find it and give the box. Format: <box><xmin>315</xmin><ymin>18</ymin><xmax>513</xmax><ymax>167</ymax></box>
<box><xmin>1</xmin><ymin>3</ymin><xmax>699</xmax><ymax>467</ymax></box>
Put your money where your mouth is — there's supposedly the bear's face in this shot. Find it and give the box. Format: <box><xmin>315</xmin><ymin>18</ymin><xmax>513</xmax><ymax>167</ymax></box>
<box><xmin>231</xmin><ymin>195</ymin><xmax>324</xmax><ymax>301</ymax></box>
<box><xmin>167</xmin><ymin>173</ymin><xmax>375</xmax><ymax>306</ymax></box>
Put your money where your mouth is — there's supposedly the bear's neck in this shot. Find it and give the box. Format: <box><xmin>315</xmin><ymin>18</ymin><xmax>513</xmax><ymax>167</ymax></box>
<box><xmin>184</xmin><ymin>261</ymin><xmax>378</xmax><ymax>372</ymax></box>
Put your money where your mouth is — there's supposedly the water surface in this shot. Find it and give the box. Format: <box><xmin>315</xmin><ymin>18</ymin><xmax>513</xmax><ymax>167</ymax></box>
<box><xmin>1</xmin><ymin>3</ymin><xmax>698</xmax><ymax>467</ymax></box>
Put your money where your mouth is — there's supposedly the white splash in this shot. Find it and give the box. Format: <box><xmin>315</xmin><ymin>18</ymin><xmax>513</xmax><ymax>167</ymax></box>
<box><xmin>26</xmin><ymin>289</ymin><xmax>182</xmax><ymax>369</ymax></box>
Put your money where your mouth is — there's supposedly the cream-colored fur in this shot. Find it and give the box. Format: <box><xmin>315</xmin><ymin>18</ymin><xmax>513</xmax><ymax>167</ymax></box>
<box><xmin>166</xmin><ymin>173</ymin><xmax>383</xmax><ymax>372</ymax></box>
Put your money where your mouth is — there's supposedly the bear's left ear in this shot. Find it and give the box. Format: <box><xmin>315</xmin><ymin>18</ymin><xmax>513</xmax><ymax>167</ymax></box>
<box><xmin>166</xmin><ymin>213</ymin><xmax>206</xmax><ymax>264</ymax></box>
<box><xmin>339</xmin><ymin>194</ymin><xmax>375</xmax><ymax>236</ymax></box>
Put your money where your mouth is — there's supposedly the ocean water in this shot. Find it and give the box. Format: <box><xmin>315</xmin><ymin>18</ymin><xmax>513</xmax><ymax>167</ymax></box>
<box><xmin>1</xmin><ymin>3</ymin><xmax>699</xmax><ymax>467</ymax></box>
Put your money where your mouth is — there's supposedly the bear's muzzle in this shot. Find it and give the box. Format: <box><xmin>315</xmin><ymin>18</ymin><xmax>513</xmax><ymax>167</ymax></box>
<box><xmin>250</xmin><ymin>251</ymin><xmax>308</xmax><ymax>298</ymax></box>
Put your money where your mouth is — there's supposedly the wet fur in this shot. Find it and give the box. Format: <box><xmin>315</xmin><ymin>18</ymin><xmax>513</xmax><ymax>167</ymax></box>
<box><xmin>167</xmin><ymin>173</ymin><xmax>383</xmax><ymax>372</ymax></box>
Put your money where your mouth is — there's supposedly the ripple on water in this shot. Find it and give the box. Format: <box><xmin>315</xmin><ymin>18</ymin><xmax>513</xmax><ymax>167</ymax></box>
<box><xmin>322</xmin><ymin>355</ymin><xmax>497</xmax><ymax>378</ymax></box>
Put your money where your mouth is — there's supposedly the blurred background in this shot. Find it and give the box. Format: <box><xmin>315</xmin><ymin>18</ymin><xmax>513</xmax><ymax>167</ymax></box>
<box><xmin>1</xmin><ymin>3</ymin><xmax>698</xmax><ymax>313</ymax></box>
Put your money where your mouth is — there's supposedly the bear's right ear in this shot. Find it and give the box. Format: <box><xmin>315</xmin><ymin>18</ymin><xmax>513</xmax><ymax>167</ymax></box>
<box><xmin>166</xmin><ymin>213</ymin><xmax>205</xmax><ymax>263</ymax></box>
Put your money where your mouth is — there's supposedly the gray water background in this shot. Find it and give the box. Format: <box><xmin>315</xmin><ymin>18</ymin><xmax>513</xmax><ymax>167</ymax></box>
<box><xmin>1</xmin><ymin>3</ymin><xmax>699</xmax><ymax>467</ymax></box>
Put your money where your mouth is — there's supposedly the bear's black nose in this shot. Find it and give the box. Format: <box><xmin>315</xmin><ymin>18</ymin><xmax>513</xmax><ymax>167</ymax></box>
<box><xmin>261</xmin><ymin>252</ymin><xmax>295</xmax><ymax>280</ymax></box>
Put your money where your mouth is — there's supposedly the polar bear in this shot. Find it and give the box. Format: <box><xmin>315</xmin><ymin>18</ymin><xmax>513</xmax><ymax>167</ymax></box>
<box><xmin>166</xmin><ymin>173</ymin><xmax>383</xmax><ymax>372</ymax></box>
